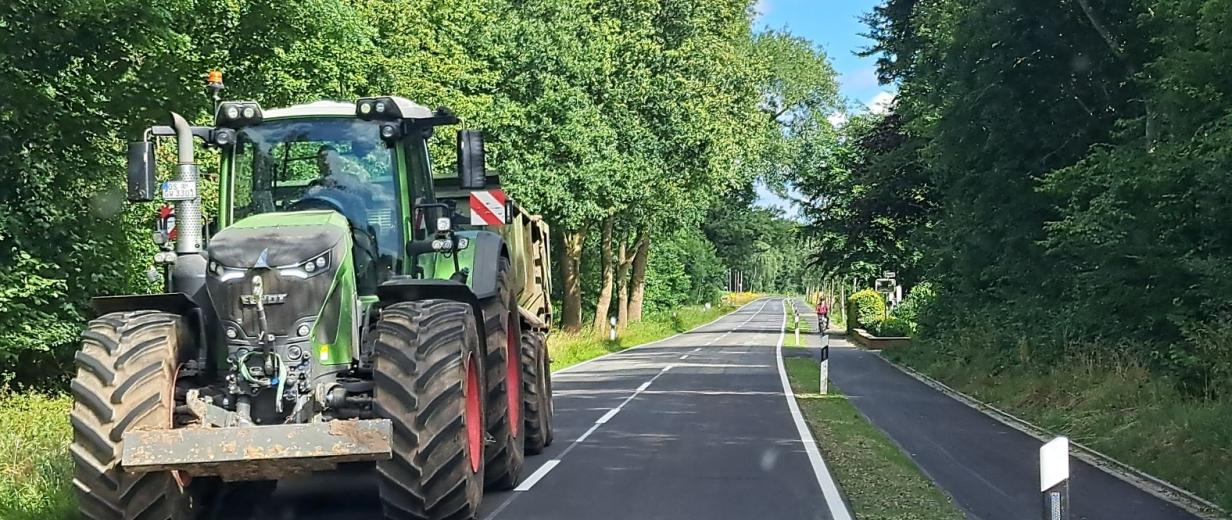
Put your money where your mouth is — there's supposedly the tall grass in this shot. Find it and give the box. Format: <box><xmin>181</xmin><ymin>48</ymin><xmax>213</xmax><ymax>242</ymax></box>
<box><xmin>889</xmin><ymin>337</ymin><xmax>1232</xmax><ymax>511</ymax></box>
<box><xmin>0</xmin><ymin>391</ymin><xmax>74</xmax><ymax>520</ymax></box>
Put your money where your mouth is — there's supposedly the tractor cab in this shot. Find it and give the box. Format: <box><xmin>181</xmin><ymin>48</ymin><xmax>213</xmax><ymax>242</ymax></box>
<box><xmin>213</xmin><ymin>99</ymin><xmax>481</xmax><ymax>292</ymax></box>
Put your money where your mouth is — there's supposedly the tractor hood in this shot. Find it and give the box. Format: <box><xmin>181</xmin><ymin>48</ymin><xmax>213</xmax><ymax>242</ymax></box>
<box><xmin>205</xmin><ymin>210</ymin><xmax>358</xmax><ymax>370</ymax></box>
<box><xmin>209</xmin><ymin>211</ymin><xmax>349</xmax><ymax>268</ymax></box>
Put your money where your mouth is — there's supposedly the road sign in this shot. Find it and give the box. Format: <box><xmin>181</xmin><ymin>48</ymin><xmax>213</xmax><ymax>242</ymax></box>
<box><xmin>875</xmin><ymin>278</ymin><xmax>896</xmax><ymax>293</ymax></box>
<box><xmin>470</xmin><ymin>189</ymin><xmax>507</xmax><ymax>226</ymax></box>
<box><xmin>883</xmin><ymin>271</ymin><xmax>896</xmax><ymax>279</ymax></box>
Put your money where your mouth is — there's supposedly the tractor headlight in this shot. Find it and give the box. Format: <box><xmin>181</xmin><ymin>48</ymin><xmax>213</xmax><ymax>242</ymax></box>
<box><xmin>215</xmin><ymin>101</ymin><xmax>264</xmax><ymax>128</ymax></box>
<box><xmin>355</xmin><ymin>96</ymin><xmax>433</xmax><ymax>121</ymax></box>
<box><xmin>278</xmin><ymin>251</ymin><xmax>330</xmax><ymax>279</ymax></box>
<box><xmin>207</xmin><ymin>260</ymin><xmax>246</xmax><ymax>282</ymax></box>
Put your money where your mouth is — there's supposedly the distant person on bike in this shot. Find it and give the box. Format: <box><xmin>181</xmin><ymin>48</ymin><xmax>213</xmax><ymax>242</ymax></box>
<box><xmin>816</xmin><ymin>301</ymin><xmax>830</xmax><ymax>332</ymax></box>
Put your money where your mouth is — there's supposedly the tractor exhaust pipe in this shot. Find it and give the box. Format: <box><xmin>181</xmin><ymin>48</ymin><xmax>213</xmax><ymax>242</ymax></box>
<box><xmin>170</xmin><ymin>112</ymin><xmax>203</xmax><ymax>253</ymax></box>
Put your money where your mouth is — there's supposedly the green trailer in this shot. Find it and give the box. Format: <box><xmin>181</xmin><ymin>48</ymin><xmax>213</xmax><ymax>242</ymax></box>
<box><xmin>72</xmin><ymin>89</ymin><xmax>554</xmax><ymax>520</ymax></box>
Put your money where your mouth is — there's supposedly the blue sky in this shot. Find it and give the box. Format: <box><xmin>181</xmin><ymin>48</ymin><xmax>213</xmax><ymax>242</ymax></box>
<box><xmin>753</xmin><ymin>0</ymin><xmax>893</xmax><ymax>217</ymax></box>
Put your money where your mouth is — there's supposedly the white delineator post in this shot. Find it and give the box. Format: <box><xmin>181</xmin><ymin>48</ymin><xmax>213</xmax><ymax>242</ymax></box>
<box><xmin>609</xmin><ymin>316</ymin><xmax>617</xmax><ymax>341</ymax></box>
<box><xmin>794</xmin><ymin>312</ymin><xmax>801</xmax><ymax>346</ymax></box>
<box><xmin>1040</xmin><ymin>437</ymin><xmax>1070</xmax><ymax>520</ymax></box>
<box><xmin>819</xmin><ymin>332</ymin><xmax>829</xmax><ymax>395</ymax></box>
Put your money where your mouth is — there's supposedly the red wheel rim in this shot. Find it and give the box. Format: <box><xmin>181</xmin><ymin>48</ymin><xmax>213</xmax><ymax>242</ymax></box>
<box><xmin>465</xmin><ymin>352</ymin><xmax>482</xmax><ymax>473</ymax></box>
<box><xmin>505</xmin><ymin>314</ymin><xmax>521</xmax><ymax>437</ymax></box>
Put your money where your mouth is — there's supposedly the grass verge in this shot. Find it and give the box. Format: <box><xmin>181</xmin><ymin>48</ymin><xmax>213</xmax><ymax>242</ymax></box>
<box><xmin>0</xmin><ymin>391</ymin><xmax>74</xmax><ymax>520</ymax></box>
<box><xmin>784</xmin><ymin>357</ymin><xmax>966</xmax><ymax>520</ymax></box>
<box><xmin>888</xmin><ymin>344</ymin><xmax>1232</xmax><ymax>513</ymax></box>
<box><xmin>549</xmin><ymin>302</ymin><xmax>737</xmax><ymax>372</ymax></box>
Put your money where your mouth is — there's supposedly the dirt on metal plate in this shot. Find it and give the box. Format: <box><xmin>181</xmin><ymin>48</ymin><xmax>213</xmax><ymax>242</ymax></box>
<box><xmin>121</xmin><ymin>419</ymin><xmax>392</xmax><ymax>481</ymax></box>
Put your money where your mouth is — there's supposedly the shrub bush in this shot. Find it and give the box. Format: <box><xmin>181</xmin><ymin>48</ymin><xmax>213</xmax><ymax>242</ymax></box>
<box><xmin>869</xmin><ymin>317</ymin><xmax>914</xmax><ymax>338</ymax></box>
<box><xmin>848</xmin><ymin>289</ymin><xmax>887</xmax><ymax>330</ymax></box>
<box><xmin>890</xmin><ymin>282</ymin><xmax>935</xmax><ymax>325</ymax></box>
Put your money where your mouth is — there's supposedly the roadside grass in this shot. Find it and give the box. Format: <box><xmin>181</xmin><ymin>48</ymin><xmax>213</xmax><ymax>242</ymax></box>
<box><xmin>724</xmin><ymin>291</ymin><xmax>763</xmax><ymax>307</ymax></box>
<box><xmin>549</xmin><ymin>303</ymin><xmax>736</xmax><ymax>372</ymax></box>
<box><xmin>889</xmin><ymin>344</ymin><xmax>1232</xmax><ymax>512</ymax></box>
<box><xmin>784</xmin><ymin>358</ymin><xmax>966</xmax><ymax>520</ymax></box>
<box><xmin>0</xmin><ymin>391</ymin><xmax>74</xmax><ymax>520</ymax></box>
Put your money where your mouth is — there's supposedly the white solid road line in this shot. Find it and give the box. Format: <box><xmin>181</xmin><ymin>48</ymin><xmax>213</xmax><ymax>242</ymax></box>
<box><xmin>774</xmin><ymin>299</ymin><xmax>854</xmax><ymax>520</ymax></box>
<box><xmin>513</xmin><ymin>459</ymin><xmax>561</xmax><ymax>492</ymax></box>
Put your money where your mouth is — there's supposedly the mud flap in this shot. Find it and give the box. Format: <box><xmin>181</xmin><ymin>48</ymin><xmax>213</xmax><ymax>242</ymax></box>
<box><xmin>121</xmin><ymin>419</ymin><xmax>392</xmax><ymax>481</ymax></box>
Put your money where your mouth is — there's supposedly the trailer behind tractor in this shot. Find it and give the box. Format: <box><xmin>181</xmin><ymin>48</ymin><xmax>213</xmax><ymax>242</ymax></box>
<box><xmin>71</xmin><ymin>78</ymin><xmax>554</xmax><ymax>520</ymax></box>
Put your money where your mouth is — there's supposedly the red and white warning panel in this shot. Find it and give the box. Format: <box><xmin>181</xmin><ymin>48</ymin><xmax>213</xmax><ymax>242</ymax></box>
<box><xmin>470</xmin><ymin>189</ymin><xmax>507</xmax><ymax>226</ymax></box>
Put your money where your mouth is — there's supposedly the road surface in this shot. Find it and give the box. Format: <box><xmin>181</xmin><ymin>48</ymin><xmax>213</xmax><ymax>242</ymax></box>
<box><xmin>238</xmin><ymin>298</ymin><xmax>849</xmax><ymax>520</ymax></box>
<box><xmin>788</xmin><ymin>300</ymin><xmax>1200</xmax><ymax>520</ymax></box>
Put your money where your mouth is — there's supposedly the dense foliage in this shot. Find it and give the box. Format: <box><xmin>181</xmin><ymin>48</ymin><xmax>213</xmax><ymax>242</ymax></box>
<box><xmin>846</xmin><ymin>289</ymin><xmax>887</xmax><ymax>331</ymax></box>
<box><xmin>802</xmin><ymin>0</ymin><xmax>1232</xmax><ymax>397</ymax></box>
<box><xmin>0</xmin><ymin>0</ymin><xmax>840</xmax><ymax>386</ymax></box>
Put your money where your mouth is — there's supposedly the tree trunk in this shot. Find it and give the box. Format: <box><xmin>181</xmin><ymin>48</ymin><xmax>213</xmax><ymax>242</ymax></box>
<box><xmin>616</xmin><ymin>232</ymin><xmax>636</xmax><ymax>332</ymax></box>
<box><xmin>592</xmin><ymin>218</ymin><xmax>615</xmax><ymax>335</ymax></box>
<box><xmin>628</xmin><ymin>229</ymin><xmax>651</xmax><ymax>322</ymax></box>
<box><xmin>561</xmin><ymin>228</ymin><xmax>586</xmax><ymax>333</ymax></box>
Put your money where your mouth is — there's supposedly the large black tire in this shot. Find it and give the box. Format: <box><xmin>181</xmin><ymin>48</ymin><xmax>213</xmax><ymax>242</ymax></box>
<box><xmin>373</xmin><ymin>301</ymin><xmax>487</xmax><ymax>520</ymax></box>
<box><xmin>481</xmin><ymin>257</ymin><xmax>526</xmax><ymax>489</ymax></box>
<box><xmin>520</xmin><ymin>329</ymin><xmax>553</xmax><ymax>454</ymax></box>
<box><xmin>70</xmin><ymin>311</ymin><xmax>203</xmax><ymax>520</ymax></box>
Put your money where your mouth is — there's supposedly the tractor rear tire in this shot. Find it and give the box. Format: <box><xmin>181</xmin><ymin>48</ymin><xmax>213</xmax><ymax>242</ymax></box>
<box><xmin>520</xmin><ymin>329</ymin><xmax>553</xmax><ymax>454</ymax></box>
<box><xmin>373</xmin><ymin>301</ymin><xmax>486</xmax><ymax>520</ymax></box>
<box><xmin>70</xmin><ymin>311</ymin><xmax>204</xmax><ymax>520</ymax></box>
<box><xmin>481</xmin><ymin>257</ymin><xmax>526</xmax><ymax>489</ymax></box>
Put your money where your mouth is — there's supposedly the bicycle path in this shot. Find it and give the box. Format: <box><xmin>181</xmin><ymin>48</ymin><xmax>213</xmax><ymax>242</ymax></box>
<box><xmin>788</xmin><ymin>300</ymin><xmax>1198</xmax><ymax>520</ymax></box>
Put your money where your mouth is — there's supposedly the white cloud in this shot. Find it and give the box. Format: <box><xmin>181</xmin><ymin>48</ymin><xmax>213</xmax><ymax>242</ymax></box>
<box><xmin>827</xmin><ymin>111</ymin><xmax>848</xmax><ymax>127</ymax></box>
<box><xmin>866</xmin><ymin>91</ymin><xmax>896</xmax><ymax>115</ymax></box>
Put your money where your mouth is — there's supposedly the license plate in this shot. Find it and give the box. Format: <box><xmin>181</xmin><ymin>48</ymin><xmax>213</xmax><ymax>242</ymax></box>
<box><xmin>161</xmin><ymin>181</ymin><xmax>197</xmax><ymax>201</ymax></box>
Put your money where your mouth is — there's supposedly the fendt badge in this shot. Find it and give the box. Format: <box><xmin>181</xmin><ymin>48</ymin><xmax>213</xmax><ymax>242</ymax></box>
<box><xmin>241</xmin><ymin>275</ymin><xmax>287</xmax><ymax>305</ymax></box>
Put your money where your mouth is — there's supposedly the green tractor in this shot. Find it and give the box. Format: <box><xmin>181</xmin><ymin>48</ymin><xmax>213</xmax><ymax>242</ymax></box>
<box><xmin>72</xmin><ymin>88</ymin><xmax>554</xmax><ymax>519</ymax></box>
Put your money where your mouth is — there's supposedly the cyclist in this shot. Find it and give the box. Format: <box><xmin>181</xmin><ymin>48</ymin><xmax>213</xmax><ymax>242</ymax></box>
<box><xmin>815</xmin><ymin>300</ymin><xmax>830</xmax><ymax>332</ymax></box>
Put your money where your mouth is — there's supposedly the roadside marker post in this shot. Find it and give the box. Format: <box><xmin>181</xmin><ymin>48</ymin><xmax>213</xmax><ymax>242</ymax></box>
<box><xmin>609</xmin><ymin>316</ymin><xmax>617</xmax><ymax>341</ymax></box>
<box><xmin>794</xmin><ymin>311</ymin><xmax>801</xmax><ymax>346</ymax></box>
<box><xmin>819</xmin><ymin>332</ymin><xmax>829</xmax><ymax>395</ymax></box>
<box><xmin>1040</xmin><ymin>437</ymin><xmax>1070</xmax><ymax>520</ymax></box>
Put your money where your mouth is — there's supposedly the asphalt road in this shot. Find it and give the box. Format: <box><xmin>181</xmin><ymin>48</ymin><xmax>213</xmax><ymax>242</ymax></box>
<box><xmin>788</xmin><ymin>300</ymin><xmax>1199</xmax><ymax>520</ymax></box>
<box><xmin>234</xmin><ymin>298</ymin><xmax>848</xmax><ymax>520</ymax></box>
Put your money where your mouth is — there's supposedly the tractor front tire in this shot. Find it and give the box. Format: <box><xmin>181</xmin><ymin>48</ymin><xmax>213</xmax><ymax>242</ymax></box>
<box><xmin>521</xmin><ymin>329</ymin><xmax>553</xmax><ymax>454</ymax></box>
<box><xmin>373</xmin><ymin>301</ymin><xmax>486</xmax><ymax>520</ymax></box>
<box><xmin>481</xmin><ymin>257</ymin><xmax>526</xmax><ymax>489</ymax></box>
<box><xmin>70</xmin><ymin>311</ymin><xmax>201</xmax><ymax>520</ymax></box>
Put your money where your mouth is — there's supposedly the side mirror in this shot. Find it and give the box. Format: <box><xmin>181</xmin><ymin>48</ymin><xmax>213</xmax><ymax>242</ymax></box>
<box><xmin>457</xmin><ymin>129</ymin><xmax>486</xmax><ymax>189</ymax></box>
<box><xmin>127</xmin><ymin>141</ymin><xmax>157</xmax><ymax>202</ymax></box>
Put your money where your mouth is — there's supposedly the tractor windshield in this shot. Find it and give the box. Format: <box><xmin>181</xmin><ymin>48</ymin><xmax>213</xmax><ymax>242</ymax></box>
<box><xmin>230</xmin><ymin>117</ymin><xmax>404</xmax><ymax>273</ymax></box>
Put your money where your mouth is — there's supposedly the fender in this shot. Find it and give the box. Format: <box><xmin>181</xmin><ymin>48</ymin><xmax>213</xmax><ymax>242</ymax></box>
<box><xmin>466</xmin><ymin>230</ymin><xmax>509</xmax><ymax>300</ymax></box>
<box><xmin>375</xmin><ymin>278</ymin><xmax>488</xmax><ymax>342</ymax></box>
<box><xmin>90</xmin><ymin>293</ymin><xmax>207</xmax><ymax>367</ymax></box>
<box><xmin>92</xmin><ymin>293</ymin><xmax>200</xmax><ymax>316</ymax></box>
